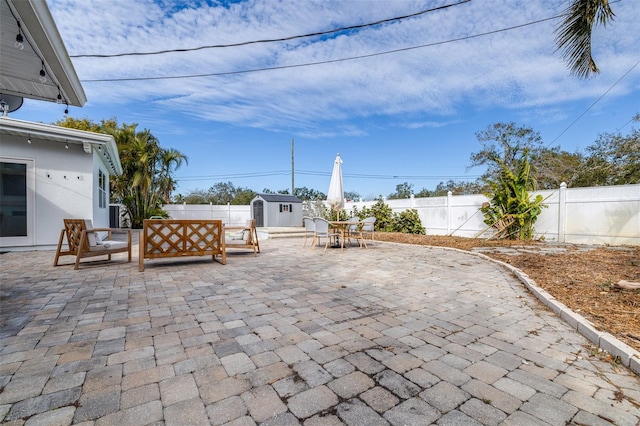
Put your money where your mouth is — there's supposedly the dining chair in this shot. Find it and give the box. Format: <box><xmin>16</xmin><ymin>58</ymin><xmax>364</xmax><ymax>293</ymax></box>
<box><xmin>302</xmin><ymin>216</ymin><xmax>315</xmax><ymax>248</ymax></box>
<box><xmin>346</xmin><ymin>216</ymin><xmax>363</xmax><ymax>247</ymax></box>
<box><xmin>359</xmin><ymin>217</ymin><xmax>377</xmax><ymax>248</ymax></box>
<box><xmin>312</xmin><ymin>217</ymin><xmax>339</xmax><ymax>251</ymax></box>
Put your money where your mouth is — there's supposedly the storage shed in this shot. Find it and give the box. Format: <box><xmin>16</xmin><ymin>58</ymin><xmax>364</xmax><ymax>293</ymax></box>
<box><xmin>251</xmin><ymin>194</ymin><xmax>303</xmax><ymax>227</ymax></box>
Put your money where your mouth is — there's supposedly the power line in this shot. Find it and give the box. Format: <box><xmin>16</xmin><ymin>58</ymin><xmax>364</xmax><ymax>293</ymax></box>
<box><xmin>546</xmin><ymin>57</ymin><xmax>640</xmax><ymax>148</ymax></box>
<box><xmin>176</xmin><ymin>169</ymin><xmax>481</xmax><ymax>182</ymax></box>
<box><xmin>81</xmin><ymin>10</ymin><xmax>561</xmax><ymax>83</ymax></box>
<box><xmin>177</xmin><ymin>170</ymin><xmax>290</xmax><ymax>181</ymax></box>
<box><xmin>70</xmin><ymin>0</ymin><xmax>470</xmax><ymax>58</ymax></box>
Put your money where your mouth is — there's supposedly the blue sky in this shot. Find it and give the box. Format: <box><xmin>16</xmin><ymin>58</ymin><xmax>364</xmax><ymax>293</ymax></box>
<box><xmin>12</xmin><ymin>0</ymin><xmax>640</xmax><ymax>200</ymax></box>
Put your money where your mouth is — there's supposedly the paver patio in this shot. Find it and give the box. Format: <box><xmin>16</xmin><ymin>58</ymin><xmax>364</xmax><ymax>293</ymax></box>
<box><xmin>1</xmin><ymin>238</ymin><xmax>638</xmax><ymax>425</ymax></box>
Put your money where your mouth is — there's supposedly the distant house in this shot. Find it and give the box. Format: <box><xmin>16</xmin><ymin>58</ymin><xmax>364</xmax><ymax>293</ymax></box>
<box><xmin>251</xmin><ymin>194</ymin><xmax>303</xmax><ymax>227</ymax></box>
<box><xmin>0</xmin><ymin>118</ymin><xmax>122</xmax><ymax>250</ymax></box>
<box><xmin>0</xmin><ymin>0</ymin><xmax>123</xmax><ymax>251</ymax></box>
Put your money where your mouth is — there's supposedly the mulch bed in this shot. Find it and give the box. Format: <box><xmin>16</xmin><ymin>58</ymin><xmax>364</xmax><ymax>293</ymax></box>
<box><xmin>373</xmin><ymin>233</ymin><xmax>640</xmax><ymax>352</ymax></box>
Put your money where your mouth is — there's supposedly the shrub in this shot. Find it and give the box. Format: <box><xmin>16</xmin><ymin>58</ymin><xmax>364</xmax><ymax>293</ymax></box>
<box><xmin>392</xmin><ymin>209</ymin><xmax>426</xmax><ymax>234</ymax></box>
<box><xmin>350</xmin><ymin>200</ymin><xmax>425</xmax><ymax>234</ymax></box>
<box><xmin>481</xmin><ymin>151</ymin><xmax>546</xmax><ymax>240</ymax></box>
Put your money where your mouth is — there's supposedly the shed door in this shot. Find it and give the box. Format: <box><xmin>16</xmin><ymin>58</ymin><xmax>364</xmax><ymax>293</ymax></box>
<box><xmin>0</xmin><ymin>159</ymin><xmax>34</xmax><ymax>247</ymax></box>
<box><xmin>253</xmin><ymin>200</ymin><xmax>264</xmax><ymax>227</ymax></box>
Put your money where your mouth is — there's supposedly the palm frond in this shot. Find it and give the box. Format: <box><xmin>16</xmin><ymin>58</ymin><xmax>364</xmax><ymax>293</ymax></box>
<box><xmin>555</xmin><ymin>0</ymin><xmax>615</xmax><ymax>79</ymax></box>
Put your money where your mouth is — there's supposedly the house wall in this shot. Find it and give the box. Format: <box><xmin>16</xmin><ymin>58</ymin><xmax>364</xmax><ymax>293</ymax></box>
<box><xmin>91</xmin><ymin>150</ymin><xmax>111</xmax><ymax>228</ymax></box>
<box><xmin>0</xmin><ymin>134</ymin><xmax>105</xmax><ymax>249</ymax></box>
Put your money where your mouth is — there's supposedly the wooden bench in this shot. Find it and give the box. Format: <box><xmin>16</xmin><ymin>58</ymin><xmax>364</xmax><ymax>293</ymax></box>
<box><xmin>54</xmin><ymin>219</ymin><xmax>132</xmax><ymax>270</ymax></box>
<box><xmin>139</xmin><ymin>219</ymin><xmax>226</xmax><ymax>271</ymax></box>
<box><xmin>225</xmin><ymin>219</ymin><xmax>260</xmax><ymax>256</ymax></box>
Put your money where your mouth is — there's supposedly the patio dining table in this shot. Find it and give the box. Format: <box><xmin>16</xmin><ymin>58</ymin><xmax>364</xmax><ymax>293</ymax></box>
<box><xmin>329</xmin><ymin>220</ymin><xmax>362</xmax><ymax>250</ymax></box>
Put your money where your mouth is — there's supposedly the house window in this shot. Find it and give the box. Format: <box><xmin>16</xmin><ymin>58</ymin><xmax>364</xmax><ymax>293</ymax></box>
<box><xmin>98</xmin><ymin>170</ymin><xmax>107</xmax><ymax>208</ymax></box>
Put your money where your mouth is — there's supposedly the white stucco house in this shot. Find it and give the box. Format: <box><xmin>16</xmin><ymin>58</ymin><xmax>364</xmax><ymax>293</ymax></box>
<box><xmin>0</xmin><ymin>0</ymin><xmax>122</xmax><ymax>250</ymax></box>
<box><xmin>0</xmin><ymin>118</ymin><xmax>121</xmax><ymax>250</ymax></box>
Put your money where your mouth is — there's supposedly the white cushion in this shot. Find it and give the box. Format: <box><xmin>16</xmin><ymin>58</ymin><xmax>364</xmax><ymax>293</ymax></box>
<box><xmin>83</xmin><ymin>219</ymin><xmax>100</xmax><ymax>247</ymax></box>
<box><xmin>90</xmin><ymin>240</ymin><xmax>128</xmax><ymax>252</ymax></box>
<box><xmin>232</xmin><ymin>231</ymin><xmax>247</xmax><ymax>240</ymax></box>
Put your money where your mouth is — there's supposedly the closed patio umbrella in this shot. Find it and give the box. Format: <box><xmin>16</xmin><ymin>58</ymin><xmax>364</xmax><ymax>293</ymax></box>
<box><xmin>327</xmin><ymin>153</ymin><xmax>344</xmax><ymax>217</ymax></box>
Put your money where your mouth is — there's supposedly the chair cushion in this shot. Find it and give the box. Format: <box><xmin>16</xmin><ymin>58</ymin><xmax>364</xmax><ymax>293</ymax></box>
<box><xmin>232</xmin><ymin>231</ymin><xmax>247</xmax><ymax>240</ymax></box>
<box><xmin>83</xmin><ymin>219</ymin><xmax>102</xmax><ymax>247</ymax></box>
<box><xmin>89</xmin><ymin>241</ymin><xmax>129</xmax><ymax>252</ymax></box>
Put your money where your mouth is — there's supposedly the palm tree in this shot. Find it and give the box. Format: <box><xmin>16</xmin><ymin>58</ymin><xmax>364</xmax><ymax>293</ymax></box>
<box><xmin>108</xmin><ymin>124</ymin><xmax>163</xmax><ymax>228</ymax></box>
<box><xmin>158</xmin><ymin>148</ymin><xmax>188</xmax><ymax>204</ymax></box>
<box><xmin>556</xmin><ymin>0</ymin><xmax>615</xmax><ymax>79</ymax></box>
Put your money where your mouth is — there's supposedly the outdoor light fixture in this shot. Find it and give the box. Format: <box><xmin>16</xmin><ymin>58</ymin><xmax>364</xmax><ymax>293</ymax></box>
<box><xmin>56</xmin><ymin>93</ymin><xmax>63</xmax><ymax>104</ymax></box>
<box><xmin>64</xmin><ymin>104</ymin><xmax>69</xmax><ymax>115</ymax></box>
<box><xmin>39</xmin><ymin>61</ymin><xmax>47</xmax><ymax>83</ymax></box>
<box><xmin>15</xmin><ymin>22</ymin><xmax>24</xmax><ymax>50</ymax></box>
<box><xmin>27</xmin><ymin>135</ymin><xmax>31</xmax><ymax>144</ymax></box>
<box><xmin>65</xmin><ymin>142</ymin><xmax>69</xmax><ymax>150</ymax></box>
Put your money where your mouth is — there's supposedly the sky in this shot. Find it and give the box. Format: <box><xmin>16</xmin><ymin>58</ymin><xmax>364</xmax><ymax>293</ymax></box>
<box><xmin>11</xmin><ymin>0</ymin><xmax>640</xmax><ymax>200</ymax></box>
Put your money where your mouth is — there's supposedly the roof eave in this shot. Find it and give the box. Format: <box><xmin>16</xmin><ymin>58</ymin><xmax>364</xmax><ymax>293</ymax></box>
<box><xmin>0</xmin><ymin>116</ymin><xmax>121</xmax><ymax>175</ymax></box>
<box><xmin>10</xmin><ymin>0</ymin><xmax>86</xmax><ymax>107</ymax></box>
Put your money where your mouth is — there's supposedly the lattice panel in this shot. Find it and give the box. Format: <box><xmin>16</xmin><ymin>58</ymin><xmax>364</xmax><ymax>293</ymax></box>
<box><xmin>143</xmin><ymin>219</ymin><xmax>224</xmax><ymax>258</ymax></box>
<box><xmin>185</xmin><ymin>222</ymin><xmax>222</xmax><ymax>253</ymax></box>
<box><xmin>64</xmin><ymin>219</ymin><xmax>85</xmax><ymax>253</ymax></box>
<box><xmin>145</xmin><ymin>221</ymin><xmax>185</xmax><ymax>255</ymax></box>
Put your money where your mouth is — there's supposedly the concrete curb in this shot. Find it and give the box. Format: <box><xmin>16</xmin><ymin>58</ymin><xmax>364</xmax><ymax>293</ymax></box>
<box><xmin>377</xmin><ymin>241</ymin><xmax>640</xmax><ymax>376</ymax></box>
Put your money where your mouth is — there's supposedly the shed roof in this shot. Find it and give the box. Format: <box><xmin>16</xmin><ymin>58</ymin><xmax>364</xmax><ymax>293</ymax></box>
<box><xmin>255</xmin><ymin>194</ymin><xmax>302</xmax><ymax>203</ymax></box>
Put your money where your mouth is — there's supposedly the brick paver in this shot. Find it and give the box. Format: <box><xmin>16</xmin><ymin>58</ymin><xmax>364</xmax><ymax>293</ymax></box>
<box><xmin>0</xmin><ymin>238</ymin><xmax>638</xmax><ymax>424</ymax></box>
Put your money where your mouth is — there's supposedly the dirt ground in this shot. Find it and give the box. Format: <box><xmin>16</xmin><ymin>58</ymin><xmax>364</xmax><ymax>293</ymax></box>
<box><xmin>373</xmin><ymin>233</ymin><xmax>640</xmax><ymax>353</ymax></box>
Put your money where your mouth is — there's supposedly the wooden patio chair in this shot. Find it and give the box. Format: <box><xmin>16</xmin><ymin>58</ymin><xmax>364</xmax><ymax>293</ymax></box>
<box><xmin>54</xmin><ymin>219</ymin><xmax>132</xmax><ymax>270</ymax></box>
<box><xmin>225</xmin><ymin>219</ymin><xmax>261</xmax><ymax>256</ymax></box>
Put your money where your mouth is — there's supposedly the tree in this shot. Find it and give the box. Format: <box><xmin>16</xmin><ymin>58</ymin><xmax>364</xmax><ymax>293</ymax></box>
<box><xmin>55</xmin><ymin>117</ymin><xmax>187</xmax><ymax>228</ymax></box>
<box><xmin>344</xmin><ymin>191</ymin><xmax>360</xmax><ymax>201</ymax></box>
<box><xmin>534</xmin><ymin>148</ymin><xmax>584</xmax><ymax>189</ymax></box>
<box><xmin>159</xmin><ymin>148</ymin><xmax>188</xmax><ymax>204</ymax></box>
<box><xmin>415</xmin><ymin>180</ymin><xmax>486</xmax><ymax>197</ymax></box>
<box><xmin>293</xmin><ymin>187</ymin><xmax>326</xmax><ymax>201</ymax></box>
<box><xmin>480</xmin><ymin>151</ymin><xmax>546</xmax><ymax>240</ymax></box>
<box><xmin>470</xmin><ymin>122</ymin><xmax>545</xmax><ymax>182</ymax></box>
<box><xmin>388</xmin><ymin>182</ymin><xmax>413</xmax><ymax>199</ymax></box>
<box><xmin>573</xmin><ymin>118</ymin><xmax>640</xmax><ymax>186</ymax></box>
<box><xmin>233</xmin><ymin>188</ymin><xmax>257</xmax><ymax>205</ymax></box>
<box><xmin>555</xmin><ymin>0</ymin><xmax>615</xmax><ymax>79</ymax></box>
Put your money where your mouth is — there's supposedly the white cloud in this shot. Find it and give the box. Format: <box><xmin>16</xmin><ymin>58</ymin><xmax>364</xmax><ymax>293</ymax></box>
<box><xmin>48</xmin><ymin>0</ymin><xmax>640</xmax><ymax>136</ymax></box>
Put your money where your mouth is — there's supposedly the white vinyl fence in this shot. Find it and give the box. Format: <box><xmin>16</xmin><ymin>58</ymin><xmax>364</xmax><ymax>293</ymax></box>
<box><xmin>163</xmin><ymin>203</ymin><xmax>251</xmax><ymax>226</ymax></box>
<box><xmin>163</xmin><ymin>183</ymin><xmax>639</xmax><ymax>246</ymax></box>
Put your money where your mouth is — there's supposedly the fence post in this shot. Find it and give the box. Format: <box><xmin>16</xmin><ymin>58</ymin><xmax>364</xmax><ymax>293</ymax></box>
<box><xmin>410</xmin><ymin>194</ymin><xmax>415</xmax><ymax>208</ymax></box>
<box><xmin>447</xmin><ymin>191</ymin><xmax>452</xmax><ymax>235</ymax></box>
<box><xmin>182</xmin><ymin>202</ymin><xmax>186</xmax><ymax>220</ymax></box>
<box><xmin>228</xmin><ymin>202</ymin><xmax>231</xmax><ymax>225</ymax></box>
<box><xmin>558</xmin><ymin>182</ymin><xmax>567</xmax><ymax>243</ymax></box>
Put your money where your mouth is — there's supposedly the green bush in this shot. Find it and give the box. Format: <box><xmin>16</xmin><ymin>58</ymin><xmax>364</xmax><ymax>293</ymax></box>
<box><xmin>350</xmin><ymin>200</ymin><xmax>425</xmax><ymax>234</ymax></box>
<box><xmin>392</xmin><ymin>209</ymin><xmax>426</xmax><ymax>234</ymax></box>
<box><xmin>481</xmin><ymin>151</ymin><xmax>546</xmax><ymax>240</ymax></box>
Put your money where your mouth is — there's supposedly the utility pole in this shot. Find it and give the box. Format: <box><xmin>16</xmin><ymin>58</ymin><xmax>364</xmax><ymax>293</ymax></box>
<box><xmin>291</xmin><ymin>138</ymin><xmax>295</xmax><ymax>196</ymax></box>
